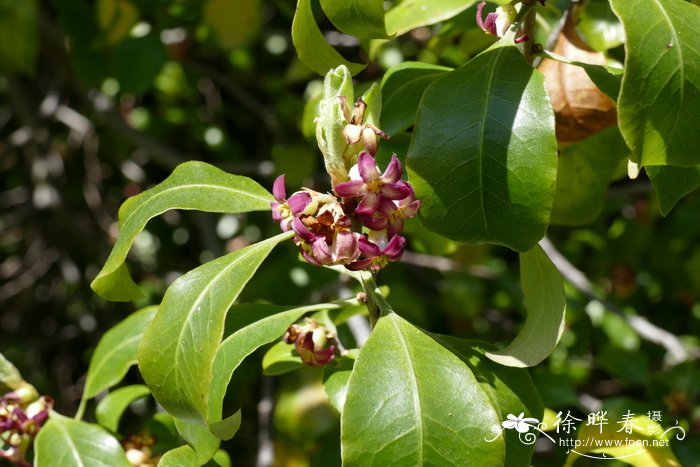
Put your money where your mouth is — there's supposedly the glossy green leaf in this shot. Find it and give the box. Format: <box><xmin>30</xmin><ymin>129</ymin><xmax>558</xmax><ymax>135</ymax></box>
<box><xmin>262</xmin><ymin>341</ymin><xmax>303</xmax><ymax>376</ymax></box>
<box><xmin>486</xmin><ymin>245</ymin><xmax>566</xmax><ymax>367</ymax></box>
<box><xmin>82</xmin><ymin>306</ymin><xmax>157</xmax><ymax>401</ymax></box>
<box><xmin>138</xmin><ymin>232</ymin><xmax>292</xmax><ymax>423</ymax></box>
<box><xmin>435</xmin><ymin>337</ymin><xmax>543</xmax><ymax>467</ymax></box>
<box><xmin>0</xmin><ymin>0</ymin><xmax>38</xmax><ymax>75</ymax></box>
<box><xmin>322</xmin><ymin>352</ymin><xmax>357</xmax><ymax>412</ymax></box>
<box><xmin>407</xmin><ymin>44</ymin><xmax>558</xmax><ymax>252</ymax></box>
<box><xmin>204</xmin><ymin>0</ymin><xmax>261</xmax><ymax>48</ymax></box>
<box><xmin>0</xmin><ymin>352</ymin><xmax>27</xmax><ymax>391</ymax></box>
<box><xmin>207</xmin><ymin>303</ymin><xmax>343</xmax><ymax>436</ymax></box>
<box><xmin>646</xmin><ymin>165</ymin><xmax>700</xmax><ymax>216</ymax></box>
<box><xmin>291</xmin><ymin>0</ymin><xmax>366</xmax><ymax>76</ymax></box>
<box><xmin>551</xmin><ymin>127</ymin><xmax>629</xmax><ymax>226</ymax></box>
<box><xmin>380</xmin><ymin>62</ymin><xmax>452</xmax><ymax>135</ymax></box>
<box><xmin>212</xmin><ymin>450</ymin><xmax>232</xmax><ymax>467</ymax></box>
<box><xmin>34</xmin><ymin>413</ymin><xmax>130</xmax><ymax>466</ymax></box>
<box><xmin>91</xmin><ymin>161</ymin><xmax>273</xmax><ymax>301</ymax></box>
<box><xmin>158</xmin><ymin>445</ymin><xmax>198</xmax><ymax>466</ymax></box>
<box><xmin>95</xmin><ymin>384</ymin><xmax>150</xmax><ymax>433</ymax></box>
<box><xmin>174</xmin><ymin>418</ymin><xmax>221</xmax><ymax>465</ymax></box>
<box><xmin>319</xmin><ymin>0</ymin><xmax>388</xmax><ymax>39</ymax></box>
<box><xmin>341</xmin><ymin>312</ymin><xmax>504</xmax><ymax>466</ymax></box>
<box><xmin>610</xmin><ymin>0</ymin><xmax>700</xmax><ymax>167</ymax></box>
<box><xmin>386</xmin><ymin>0</ymin><xmax>475</xmax><ymax>36</ymax></box>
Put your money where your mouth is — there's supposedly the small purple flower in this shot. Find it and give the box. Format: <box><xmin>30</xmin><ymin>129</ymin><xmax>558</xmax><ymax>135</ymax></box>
<box><xmin>271</xmin><ymin>175</ymin><xmax>313</xmax><ymax>231</ymax></box>
<box><xmin>362</xmin><ymin>184</ymin><xmax>421</xmax><ymax>236</ymax></box>
<box><xmin>334</xmin><ymin>153</ymin><xmax>411</xmax><ymax>215</ymax></box>
<box><xmin>284</xmin><ymin>320</ymin><xmax>337</xmax><ymax>367</ymax></box>
<box><xmin>476</xmin><ymin>2</ymin><xmax>517</xmax><ymax>38</ymax></box>
<box><xmin>292</xmin><ymin>218</ymin><xmax>360</xmax><ymax>266</ymax></box>
<box><xmin>347</xmin><ymin>231</ymin><xmax>406</xmax><ymax>272</ymax></box>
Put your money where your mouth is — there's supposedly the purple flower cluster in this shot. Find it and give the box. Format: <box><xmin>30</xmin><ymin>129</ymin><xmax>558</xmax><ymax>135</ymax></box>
<box><xmin>284</xmin><ymin>319</ymin><xmax>337</xmax><ymax>366</ymax></box>
<box><xmin>271</xmin><ymin>152</ymin><xmax>419</xmax><ymax>272</ymax></box>
<box><xmin>1</xmin><ymin>392</ymin><xmax>52</xmax><ymax>467</ymax></box>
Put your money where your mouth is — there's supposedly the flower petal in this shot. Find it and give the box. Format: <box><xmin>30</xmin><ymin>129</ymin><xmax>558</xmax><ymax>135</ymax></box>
<box><xmin>272</xmin><ymin>174</ymin><xmax>286</xmax><ymax>202</ymax></box>
<box><xmin>287</xmin><ymin>192</ymin><xmax>312</xmax><ymax>215</ymax></box>
<box><xmin>380</xmin><ymin>181</ymin><xmax>412</xmax><ymax>200</ymax></box>
<box><xmin>357</xmin><ymin>152</ymin><xmax>380</xmax><ymax>182</ymax></box>
<box><xmin>345</xmin><ymin>258</ymin><xmax>372</xmax><ymax>271</ymax></box>
<box><xmin>383</xmin><ymin>235</ymin><xmax>406</xmax><ymax>260</ymax></box>
<box><xmin>334</xmin><ymin>179</ymin><xmax>367</xmax><ymax>198</ymax></box>
<box><xmin>361</xmin><ymin>213</ymin><xmax>388</xmax><ymax>231</ymax></box>
<box><xmin>292</xmin><ymin>217</ymin><xmax>315</xmax><ymax>243</ymax></box>
<box><xmin>358</xmin><ymin>236</ymin><xmax>382</xmax><ymax>257</ymax></box>
<box><xmin>381</xmin><ymin>154</ymin><xmax>403</xmax><ymax>183</ymax></box>
<box><xmin>331</xmin><ymin>231</ymin><xmax>360</xmax><ymax>262</ymax></box>
<box><xmin>356</xmin><ymin>191</ymin><xmax>380</xmax><ymax>215</ymax></box>
<box><xmin>311</xmin><ymin>237</ymin><xmax>332</xmax><ymax>264</ymax></box>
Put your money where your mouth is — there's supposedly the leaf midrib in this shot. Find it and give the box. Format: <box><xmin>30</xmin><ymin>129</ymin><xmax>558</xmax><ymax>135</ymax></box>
<box><xmin>389</xmin><ymin>314</ymin><xmax>424</xmax><ymax>465</ymax></box>
<box><xmin>171</xmin><ymin>242</ymin><xmax>267</xmax><ymax>414</ymax></box>
<box><xmin>476</xmin><ymin>47</ymin><xmax>504</xmax><ymax>237</ymax></box>
<box><xmin>650</xmin><ymin>0</ymin><xmax>684</xmax><ymax>142</ymax></box>
<box><xmin>52</xmin><ymin>419</ymin><xmax>85</xmax><ymax>467</ymax></box>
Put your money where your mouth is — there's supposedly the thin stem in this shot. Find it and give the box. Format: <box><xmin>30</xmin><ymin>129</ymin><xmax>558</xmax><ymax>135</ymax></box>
<box><xmin>359</xmin><ymin>271</ymin><xmax>393</xmax><ymax>329</ymax></box>
<box><xmin>74</xmin><ymin>396</ymin><xmax>86</xmax><ymax>420</ymax></box>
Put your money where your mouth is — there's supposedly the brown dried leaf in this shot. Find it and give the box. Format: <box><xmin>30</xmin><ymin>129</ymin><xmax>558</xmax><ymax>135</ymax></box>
<box><xmin>540</xmin><ymin>17</ymin><xmax>617</xmax><ymax>144</ymax></box>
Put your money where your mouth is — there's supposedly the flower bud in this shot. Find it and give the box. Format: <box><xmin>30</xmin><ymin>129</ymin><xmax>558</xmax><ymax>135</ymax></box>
<box><xmin>284</xmin><ymin>320</ymin><xmax>337</xmax><ymax>367</ymax></box>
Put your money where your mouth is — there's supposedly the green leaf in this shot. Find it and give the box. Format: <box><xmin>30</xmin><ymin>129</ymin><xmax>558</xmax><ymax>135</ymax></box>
<box><xmin>91</xmin><ymin>161</ymin><xmax>273</xmax><ymax>301</ymax></box>
<box><xmin>341</xmin><ymin>312</ymin><xmax>504</xmax><ymax>466</ymax></box>
<box><xmin>319</xmin><ymin>0</ymin><xmax>389</xmax><ymax>39</ymax></box>
<box><xmin>322</xmin><ymin>352</ymin><xmax>357</xmax><ymax>412</ymax></box>
<box><xmin>159</xmin><ymin>445</ymin><xmax>198</xmax><ymax>466</ymax></box>
<box><xmin>0</xmin><ymin>352</ymin><xmax>30</xmax><ymax>392</ymax></box>
<box><xmin>407</xmin><ymin>45</ymin><xmax>558</xmax><ymax>252</ymax></box>
<box><xmin>95</xmin><ymin>384</ymin><xmax>150</xmax><ymax>433</ymax></box>
<box><xmin>174</xmin><ymin>418</ymin><xmax>221</xmax><ymax>465</ymax></box>
<box><xmin>646</xmin><ymin>164</ymin><xmax>700</xmax><ymax>216</ymax></box>
<box><xmin>207</xmin><ymin>303</ymin><xmax>343</xmax><ymax>436</ymax></box>
<box><xmin>486</xmin><ymin>244</ymin><xmax>566</xmax><ymax>367</ymax></box>
<box><xmin>0</xmin><ymin>0</ymin><xmax>38</xmax><ymax>75</ymax></box>
<box><xmin>291</xmin><ymin>0</ymin><xmax>366</xmax><ymax>76</ymax></box>
<box><xmin>380</xmin><ymin>62</ymin><xmax>452</xmax><ymax>135</ymax></box>
<box><xmin>138</xmin><ymin>232</ymin><xmax>292</xmax><ymax>423</ymax></box>
<box><xmin>204</xmin><ymin>0</ymin><xmax>261</xmax><ymax>48</ymax></box>
<box><xmin>385</xmin><ymin>0</ymin><xmax>475</xmax><ymax>36</ymax></box>
<box><xmin>610</xmin><ymin>0</ymin><xmax>700</xmax><ymax>167</ymax></box>
<box><xmin>34</xmin><ymin>413</ymin><xmax>130</xmax><ymax>466</ymax></box>
<box><xmin>551</xmin><ymin>126</ymin><xmax>629</xmax><ymax>226</ymax></box>
<box><xmin>262</xmin><ymin>341</ymin><xmax>303</xmax><ymax>375</ymax></box>
<box><xmin>82</xmin><ymin>306</ymin><xmax>157</xmax><ymax>401</ymax></box>
<box><xmin>434</xmin><ymin>337</ymin><xmax>543</xmax><ymax>467</ymax></box>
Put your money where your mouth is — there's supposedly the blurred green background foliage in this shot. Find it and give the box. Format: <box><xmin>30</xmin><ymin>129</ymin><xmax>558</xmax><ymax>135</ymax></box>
<box><xmin>1</xmin><ymin>0</ymin><xmax>699</xmax><ymax>465</ymax></box>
